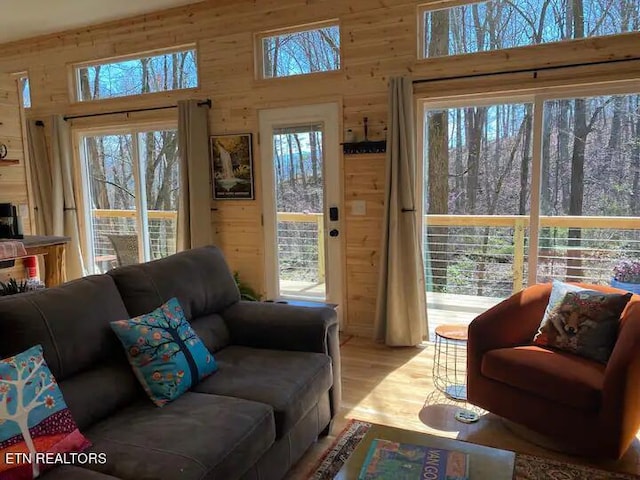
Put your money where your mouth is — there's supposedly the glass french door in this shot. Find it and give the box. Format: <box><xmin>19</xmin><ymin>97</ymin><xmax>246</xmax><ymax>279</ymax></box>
<box><xmin>79</xmin><ymin>128</ymin><xmax>179</xmax><ymax>273</ymax></box>
<box><xmin>259</xmin><ymin>103</ymin><xmax>343</xmax><ymax>308</ymax></box>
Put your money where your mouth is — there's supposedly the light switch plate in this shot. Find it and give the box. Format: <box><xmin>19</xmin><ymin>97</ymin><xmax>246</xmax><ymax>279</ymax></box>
<box><xmin>351</xmin><ymin>200</ymin><xmax>366</xmax><ymax>216</ymax></box>
<box><xmin>19</xmin><ymin>204</ymin><xmax>29</xmax><ymax>218</ymax></box>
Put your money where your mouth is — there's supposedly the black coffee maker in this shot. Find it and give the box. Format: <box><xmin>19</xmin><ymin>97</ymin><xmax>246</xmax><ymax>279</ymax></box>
<box><xmin>0</xmin><ymin>203</ymin><xmax>23</xmax><ymax>239</ymax></box>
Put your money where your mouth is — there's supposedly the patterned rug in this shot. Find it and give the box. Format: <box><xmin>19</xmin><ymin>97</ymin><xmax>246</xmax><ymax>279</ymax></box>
<box><xmin>307</xmin><ymin>420</ymin><xmax>640</xmax><ymax>480</ymax></box>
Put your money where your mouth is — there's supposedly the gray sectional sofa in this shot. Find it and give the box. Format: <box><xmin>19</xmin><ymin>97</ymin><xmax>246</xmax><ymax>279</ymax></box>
<box><xmin>0</xmin><ymin>246</ymin><xmax>341</xmax><ymax>480</ymax></box>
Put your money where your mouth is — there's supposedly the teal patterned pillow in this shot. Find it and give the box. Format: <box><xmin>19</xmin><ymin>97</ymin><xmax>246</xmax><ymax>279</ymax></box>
<box><xmin>111</xmin><ymin>298</ymin><xmax>217</xmax><ymax>406</ymax></box>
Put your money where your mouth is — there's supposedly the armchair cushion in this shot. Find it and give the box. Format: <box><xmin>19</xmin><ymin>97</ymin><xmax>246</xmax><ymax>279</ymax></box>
<box><xmin>482</xmin><ymin>345</ymin><xmax>605</xmax><ymax>411</ymax></box>
<box><xmin>533</xmin><ymin>290</ymin><xmax>632</xmax><ymax>363</ymax></box>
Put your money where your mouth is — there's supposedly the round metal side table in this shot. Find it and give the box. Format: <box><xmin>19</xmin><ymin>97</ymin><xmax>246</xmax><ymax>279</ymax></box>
<box><xmin>432</xmin><ymin>324</ymin><xmax>479</xmax><ymax>423</ymax></box>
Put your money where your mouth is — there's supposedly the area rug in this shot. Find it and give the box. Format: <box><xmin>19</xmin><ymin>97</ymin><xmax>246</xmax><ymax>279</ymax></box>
<box><xmin>308</xmin><ymin>419</ymin><xmax>640</xmax><ymax>480</ymax></box>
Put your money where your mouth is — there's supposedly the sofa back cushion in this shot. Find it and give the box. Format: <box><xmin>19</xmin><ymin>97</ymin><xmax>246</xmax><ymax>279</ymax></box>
<box><xmin>0</xmin><ymin>275</ymin><xmax>143</xmax><ymax>429</ymax></box>
<box><xmin>108</xmin><ymin>246</ymin><xmax>238</xmax><ymax>352</ymax></box>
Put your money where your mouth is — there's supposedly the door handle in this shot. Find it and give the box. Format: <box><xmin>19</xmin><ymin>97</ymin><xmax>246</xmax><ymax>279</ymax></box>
<box><xmin>329</xmin><ymin>229</ymin><xmax>339</xmax><ymax>237</ymax></box>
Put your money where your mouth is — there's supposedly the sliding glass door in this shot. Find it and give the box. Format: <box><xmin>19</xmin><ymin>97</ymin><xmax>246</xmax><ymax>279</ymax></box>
<box><xmin>79</xmin><ymin>128</ymin><xmax>179</xmax><ymax>273</ymax></box>
<box><xmin>420</xmin><ymin>84</ymin><xmax>640</xmax><ymax>322</ymax></box>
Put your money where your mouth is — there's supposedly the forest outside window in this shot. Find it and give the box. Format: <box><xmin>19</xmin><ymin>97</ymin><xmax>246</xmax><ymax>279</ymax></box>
<box><xmin>420</xmin><ymin>0</ymin><xmax>640</xmax><ymax>59</ymax></box>
<box><xmin>259</xmin><ymin>21</ymin><xmax>340</xmax><ymax>79</ymax></box>
<box><xmin>79</xmin><ymin>128</ymin><xmax>180</xmax><ymax>273</ymax></box>
<box><xmin>74</xmin><ymin>47</ymin><xmax>198</xmax><ymax>102</ymax></box>
<box><xmin>421</xmin><ymin>87</ymin><xmax>640</xmax><ymax>302</ymax></box>
<box><xmin>19</xmin><ymin>76</ymin><xmax>31</xmax><ymax>108</ymax></box>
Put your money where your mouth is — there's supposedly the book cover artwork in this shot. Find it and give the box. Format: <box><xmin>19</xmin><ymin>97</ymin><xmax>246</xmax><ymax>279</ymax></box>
<box><xmin>358</xmin><ymin>439</ymin><xmax>469</xmax><ymax>480</ymax></box>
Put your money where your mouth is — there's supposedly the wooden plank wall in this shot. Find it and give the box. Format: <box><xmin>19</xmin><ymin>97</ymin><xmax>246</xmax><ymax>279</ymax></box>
<box><xmin>0</xmin><ymin>74</ymin><xmax>31</xmax><ymax>283</ymax></box>
<box><xmin>0</xmin><ymin>0</ymin><xmax>637</xmax><ymax>335</ymax></box>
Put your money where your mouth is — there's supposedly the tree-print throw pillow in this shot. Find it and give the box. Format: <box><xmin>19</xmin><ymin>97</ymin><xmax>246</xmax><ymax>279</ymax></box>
<box><xmin>533</xmin><ymin>290</ymin><xmax>632</xmax><ymax>363</ymax></box>
<box><xmin>111</xmin><ymin>297</ymin><xmax>217</xmax><ymax>406</ymax></box>
<box><xmin>0</xmin><ymin>345</ymin><xmax>91</xmax><ymax>480</ymax></box>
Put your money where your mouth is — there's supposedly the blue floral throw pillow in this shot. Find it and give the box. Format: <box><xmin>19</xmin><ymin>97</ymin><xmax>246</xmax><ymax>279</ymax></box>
<box><xmin>111</xmin><ymin>298</ymin><xmax>217</xmax><ymax>406</ymax></box>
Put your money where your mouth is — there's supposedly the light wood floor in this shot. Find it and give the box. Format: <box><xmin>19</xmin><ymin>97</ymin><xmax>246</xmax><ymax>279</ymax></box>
<box><xmin>286</xmin><ymin>336</ymin><xmax>640</xmax><ymax>479</ymax></box>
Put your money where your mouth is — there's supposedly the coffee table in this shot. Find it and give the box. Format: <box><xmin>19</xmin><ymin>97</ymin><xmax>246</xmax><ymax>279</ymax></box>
<box><xmin>335</xmin><ymin>423</ymin><xmax>515</xmax><ymax>479</ymax></box>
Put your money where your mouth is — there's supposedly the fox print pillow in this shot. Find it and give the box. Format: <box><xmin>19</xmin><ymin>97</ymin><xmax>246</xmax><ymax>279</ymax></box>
<box><xmin>533</xmin><ymin>290</ymin><xmax>632</xmax><ymax>363</ymax></box>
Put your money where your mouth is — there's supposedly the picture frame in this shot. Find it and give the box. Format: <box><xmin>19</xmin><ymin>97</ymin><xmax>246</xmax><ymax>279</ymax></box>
<box><xmin>210</xmin><ymin>133</ymin><xmax>255</xmax><ymax>200</ymax></box>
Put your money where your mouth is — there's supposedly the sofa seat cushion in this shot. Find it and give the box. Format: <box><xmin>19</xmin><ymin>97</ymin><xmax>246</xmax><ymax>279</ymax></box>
<box><xmin>42</xmin><ymin>465</ymin><xmax>123</xmax><ymax>479</ymax></box>
<box><xmin>192</xmin><ymin>346</ymin><xmax>332</xmax><ymax>438</ymax></box>
<box><xmin>84</xmin><ymin>392</ymin><xmax>275</xmax><ymax>480</ymax></box>
<box><xmin>481</xmin><ymin>345</ymin><xmax>605</xmax><ymax>411</ymax></box>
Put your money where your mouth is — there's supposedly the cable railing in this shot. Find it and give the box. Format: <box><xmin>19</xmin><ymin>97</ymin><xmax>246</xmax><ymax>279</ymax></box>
<box><xmin>90</xmin><ymin>209</ymin><xmax>177</xmax><ymax>272</ymax></box>
<box><xmin>276</xmin><ymin>212</ymin><xmax>325</xmax><ymax>283</ymax></box>
<box><xmin>88</xmin><ymin>210</ymin><xmax>640</xmax><ymax>301</ymax></box>
<box><xmin>425</xmin><ymin>214</ymin><xmax>640</xmax><ymax>299</ymax></box>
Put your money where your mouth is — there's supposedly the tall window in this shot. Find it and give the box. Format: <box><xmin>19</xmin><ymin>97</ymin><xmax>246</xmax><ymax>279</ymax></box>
<box><xmin>80</xmin><ymin>128</ymin><xmax>180</xmax><ymax>273</ymax></box>
<box><xmin>420</xmin><ymin>0</ymin><xmax>640</xmax><ymax>58</ymax></box>
<box><xmin>19</xmin><ymin>76</ymin><xmax>31</xmax><ymax>108</ymax></box>
<box><xmin>74</xmin><ymin>47</ymin><xmax>197</xmax><ymax>102</ymax></box>
<box><xmin>421</xmin><ymin>87</ymin><xmax>640</xmax><ymax>303</ymax></box>
<box><xmin>259</xmin><ymin>22</ymin><xmax>340</xmax><ymax>78</ymax></box>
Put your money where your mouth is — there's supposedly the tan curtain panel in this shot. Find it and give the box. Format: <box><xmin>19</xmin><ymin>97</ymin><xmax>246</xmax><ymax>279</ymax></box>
<box><xmin>177</xmin><ymin>100</ymin><xmax>213</xmax><ymax>250</ymax></box>
<box><xmin>26</xmin><ymin>120</ymin><xmax>55</xmax><ymax>235</ymax></box>
<box><xmin>52</xmin><ymin>116</ymin><xmax>85</xmax><ymax>279</ymax></box>
<box><xmin>374</xmin><ymin>77</ymin><xmax>428</xmax><ymax>346</ymax></box>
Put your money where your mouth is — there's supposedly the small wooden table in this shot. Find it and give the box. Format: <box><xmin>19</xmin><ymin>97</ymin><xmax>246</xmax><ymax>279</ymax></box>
<box><xmin>22</xmin><ymin>235</ymin><xmax>70</xmax><ymax>287</ymax></box>
<box><xmin>336</xmin><ymin>423</ymin><xmax>515</xmax><ymax>479</ymax></box>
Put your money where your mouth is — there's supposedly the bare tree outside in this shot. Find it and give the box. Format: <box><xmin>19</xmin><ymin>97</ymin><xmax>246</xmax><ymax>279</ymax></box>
<box><xmin>423</xmin><ymin>0</ymin><xmax>640</xmax><ymax>298</ymax></box>
<box><xmin>78</xmin><ymin>51</ymin><xmax>194</xmax><ymax>271</ymax></box>
<box><xmin>262</xmin><ymin>25</ymin><xmax>340</xmax><ymax>78</ymax></box>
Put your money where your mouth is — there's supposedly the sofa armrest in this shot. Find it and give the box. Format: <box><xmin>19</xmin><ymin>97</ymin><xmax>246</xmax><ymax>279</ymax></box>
<box><xmin>601</xmin><ymin>298</ymin><xmax>640</xmax><ymax>455</ymax></box>
<box><xmin>222</xmin><ymin>301</ymin><xmax>341</xmax><ymax>416</ymax></box>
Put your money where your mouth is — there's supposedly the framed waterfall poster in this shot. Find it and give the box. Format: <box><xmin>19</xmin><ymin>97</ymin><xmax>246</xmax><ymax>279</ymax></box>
<box><xmin>210</xmin><ymin>133</ymin><xmax>255</xmax><ymax>200</ymax></box>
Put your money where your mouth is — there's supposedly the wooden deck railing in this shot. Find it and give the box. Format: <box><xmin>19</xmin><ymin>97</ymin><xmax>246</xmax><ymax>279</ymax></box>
<box><xmin>90</xmin><ymin>209</ymin><xmax>640</xmax><ymax>295</ymax></box>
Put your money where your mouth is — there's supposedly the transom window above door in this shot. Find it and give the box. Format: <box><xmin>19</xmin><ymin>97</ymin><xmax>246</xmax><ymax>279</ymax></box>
<box><xmin>73</xmin><ymin>46</ymin><xmax>198</xmax><ymax>102</ymax></box>
<box><xmin>257</xmin><ymin>21</ymin><xmax>341</xmax><ymax>79</ymax></box>
<box><xmin>79</xmin><ymin>128</ymin><xmax>180</xmax><ymax>273</ymax></box>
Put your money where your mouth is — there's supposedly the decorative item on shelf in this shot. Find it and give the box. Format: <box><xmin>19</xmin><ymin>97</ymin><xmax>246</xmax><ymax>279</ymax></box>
<box><xmin>342</xmin><ymin>116</ymin><xmax>387</xmax><ymax>154</ymax></box>
<box><xmin>210</xmin><ymin>134</ymin><xmax>255</xmax><ymax>200</ymax></box>
<box><xmin>611</xmin><ymin>258</ymin><xmax>640</xmax><ymax>294</ymax></box>
<box><xmin>0</xmin><ymin>142</ymin><xmax>18</xmax><ymax>165</ymax></box>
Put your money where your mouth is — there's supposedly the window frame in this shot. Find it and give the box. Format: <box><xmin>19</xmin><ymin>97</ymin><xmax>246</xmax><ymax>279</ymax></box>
<box><xmin>417</xmin><ymin>0</ymin><xmax>639</xmax><ymax>60</ymax></box>
<box><xmin>70</xmin><ymin>45</ymin><xmax>199</xmax><ymax>104</ymax></box>
<box><xmin>73</xmin><ymin>120</ymin><xmax>179</xmax><ymax>274</ymax></box>
<box><xmin>255</xmin><ymin>19</ymin><xmax>342</xmax><ymax>80</ymax></box>
<box><xmin>416</xmin><ymin>79</ymin><xmax>640</xmax><ymax>290</ymax></box>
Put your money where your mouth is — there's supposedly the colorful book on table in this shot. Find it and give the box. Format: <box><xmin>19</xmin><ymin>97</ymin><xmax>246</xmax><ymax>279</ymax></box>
<box><xmin>358</xmin><ymin>438</ymin><xmax>469</xmax><ymax>480</ymax></box>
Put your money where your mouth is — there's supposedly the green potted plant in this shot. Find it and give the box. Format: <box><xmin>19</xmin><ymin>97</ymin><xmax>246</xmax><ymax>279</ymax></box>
<box><xmin>233</xmin><ymin>272</ymin><xmax>260</xmax><ymax>301</ymax></box>
<box><xmin>611</xmin><ymin>259</ymin><xmax>640</xmax><ymax>295</ymax></box>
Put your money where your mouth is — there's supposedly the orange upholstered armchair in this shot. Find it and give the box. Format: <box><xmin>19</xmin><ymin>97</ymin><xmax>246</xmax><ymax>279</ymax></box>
<box><xmin>467</xmin><ymin>283</ymin><xmax>640</xmax><ymax>459</ymax></box>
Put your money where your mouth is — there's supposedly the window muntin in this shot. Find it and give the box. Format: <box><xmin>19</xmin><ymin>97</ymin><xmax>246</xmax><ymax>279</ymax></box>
<box><xmin>75</xmin><ymin>48</ymin><xmax>197</xmax><ymax>102</ymax></box>
<box><xmin>421</xmin><ymin>0</ymin><xmax>640</xmax><ymax>59</ymax></box>
<box><xmin>261</xmin><ymin>23</ymin><xmax>340</xmax><ymax>78</ymax></box>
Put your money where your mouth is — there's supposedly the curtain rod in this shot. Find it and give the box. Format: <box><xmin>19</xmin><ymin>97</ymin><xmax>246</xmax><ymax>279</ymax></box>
<box><xmin>412</xmin><ymin>56</ymin><xmax>640</xmax><ymax>85</ymax></box>
<box><xmin>62</xmin><ymin>99</ymin><xmax>211</xmax><ymax>121</ymax></box>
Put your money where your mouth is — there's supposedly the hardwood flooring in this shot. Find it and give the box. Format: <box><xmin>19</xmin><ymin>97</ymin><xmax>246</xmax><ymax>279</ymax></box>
<box><xmin>286</xmin><ymin>336</ymin><xmax>640</xmax><ymax>479</ymax></box>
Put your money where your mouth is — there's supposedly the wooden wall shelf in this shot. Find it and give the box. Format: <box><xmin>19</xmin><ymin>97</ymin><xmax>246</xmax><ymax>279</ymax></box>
<box><xmin>342</xmin><ymin>141</ymin><xmax>386</xmax><ymax>155</ymax></box>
